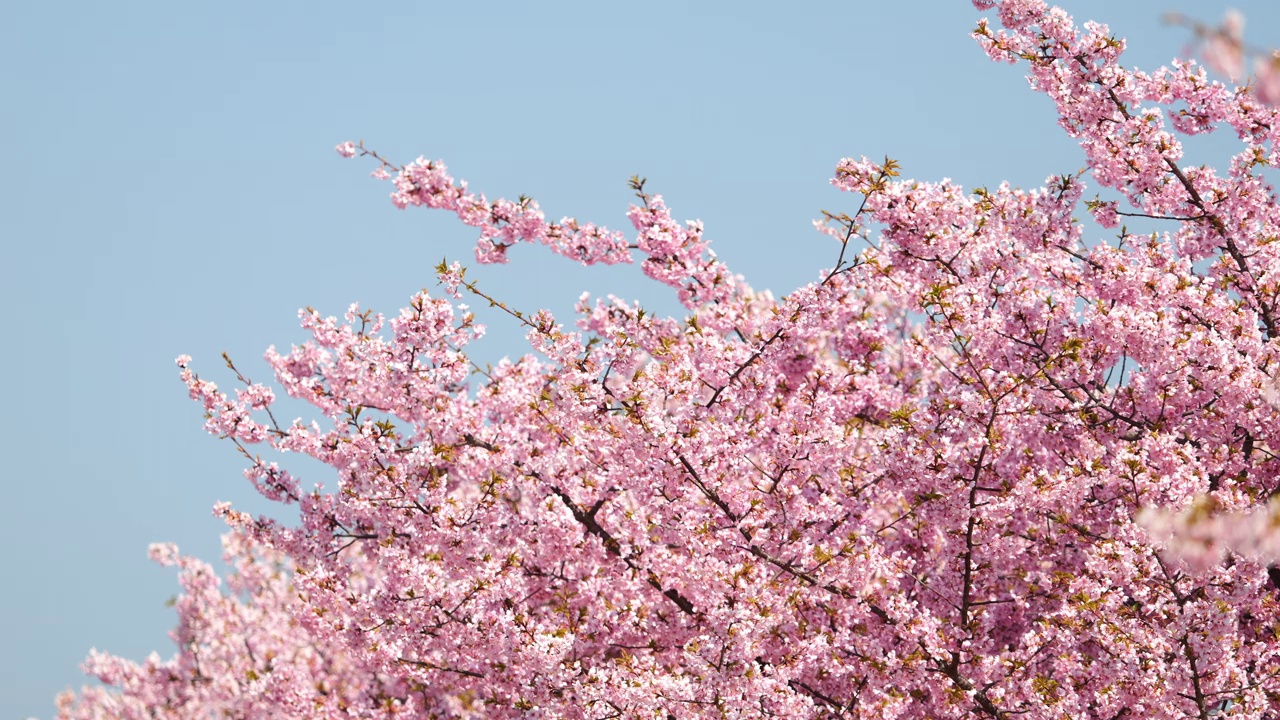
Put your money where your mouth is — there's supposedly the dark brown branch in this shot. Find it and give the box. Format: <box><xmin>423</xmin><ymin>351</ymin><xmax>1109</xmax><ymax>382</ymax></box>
<box><xmin>549</xmin><ymin>486</ymin><xmax>698</xmax><ymax>617</ymax></box>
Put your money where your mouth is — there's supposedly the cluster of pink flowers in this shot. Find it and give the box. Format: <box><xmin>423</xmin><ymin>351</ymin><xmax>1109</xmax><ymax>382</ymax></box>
<box><xmin>1168</xmin><ymin>9</ymin><xmax>1280</xmax><ymax>106</ymax></box>
<box><xmin>56</xmin><ymin>1</ymin><xmax>1280</xmax><ymax>718</ymax></box>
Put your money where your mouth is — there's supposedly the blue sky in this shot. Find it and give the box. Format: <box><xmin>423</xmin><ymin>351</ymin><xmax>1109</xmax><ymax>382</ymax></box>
<box><xmin>4</xmin><ymin>1</ymin><xmax>1278</xmax><ymax>717</ymax></box>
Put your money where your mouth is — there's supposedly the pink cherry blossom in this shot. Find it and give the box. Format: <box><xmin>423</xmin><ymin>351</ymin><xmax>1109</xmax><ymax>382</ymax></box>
<box><xmin>1203</xmin><ymin>9</ymin><xmax>1245</xmax><ymax>81</ymax></box>
<box><xmin>56</xmin><ymin>3</ymin><xmax>1280</xmax><ymax>719</ymax></box>
<box><xmin>1168</xmin><ymin>8</ymin><xmax>1280</xmax><ymax>108</ymax></box>
<box><xmin>1255</xmin><ymin>52</ymin><xmax>1280</xmax><ymax>107</ymax></box>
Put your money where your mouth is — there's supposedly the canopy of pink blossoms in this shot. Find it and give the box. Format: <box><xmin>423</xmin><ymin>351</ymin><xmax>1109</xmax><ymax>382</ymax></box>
<box><xmin>57</xmin><ymin>1</ymin><xmax>1280</xmax><ymax>718</ymax></box>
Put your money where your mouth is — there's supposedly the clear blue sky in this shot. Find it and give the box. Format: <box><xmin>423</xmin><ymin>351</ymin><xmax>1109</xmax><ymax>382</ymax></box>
<box><xmin>4</xmin><ymin>1</ymin><xmax>1277</xmax><ymax>717</ymax></box>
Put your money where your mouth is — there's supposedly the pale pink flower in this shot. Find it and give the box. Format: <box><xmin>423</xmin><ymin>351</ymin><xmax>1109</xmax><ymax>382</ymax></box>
<box><xmin>1201</xmin><ymin>9</ymin><xmax>1245</xmax><ymax>80</ymax></box>
<box><xmin>1254</xmin><ymin>52</ymin><xmax>1280</xmax><ymax>106</ymax></box>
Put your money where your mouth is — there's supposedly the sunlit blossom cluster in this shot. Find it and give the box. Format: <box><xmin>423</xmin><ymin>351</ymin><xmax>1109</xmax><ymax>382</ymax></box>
<box><xmin>56</xmin><ymin>1</ymin><xmax>1280</xmax><ymax>718</ymax></box>
<box><xmin>1168</xmin><ymin>8</ymin><xmax>1280</xmax><ymax>106</ymax></box>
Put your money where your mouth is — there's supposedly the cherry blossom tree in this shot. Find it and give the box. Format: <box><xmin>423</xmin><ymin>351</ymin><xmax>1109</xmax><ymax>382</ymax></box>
<box><xmin>56</xmin><ymin>0</ymin><xmax>1280</xmax><ymax>717</ymax></box>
